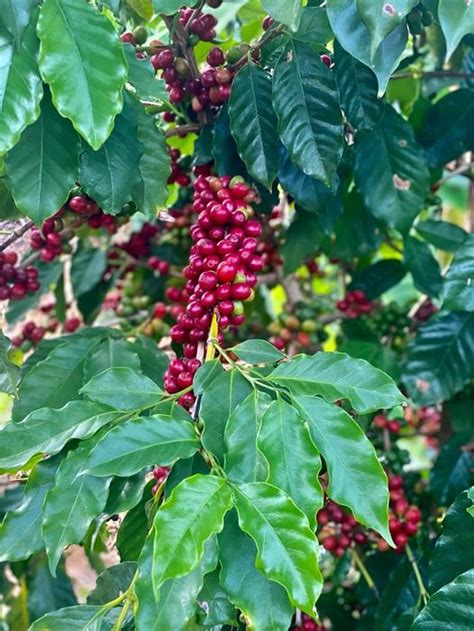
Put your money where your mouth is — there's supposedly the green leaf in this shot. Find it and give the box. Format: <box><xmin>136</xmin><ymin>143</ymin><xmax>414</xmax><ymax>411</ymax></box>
<box><xmin>268</xmin><ymin>351</ymin><xmax>404</xmax><ymax>414</ymax></box>
<box><xmin>5</xmin><ymin>89</ymin><xmax>79</xmax><ymax>224</ymax></box>
<box><xmin>152</xmin><ymin>474</ymin><xmax>233</xmax><ymax>591</ymax></box>
<box><xmin>415</xmin><ymin>219</ymin><xmax>467</xmax><ymax>252</ymax></box>
<box><xmin>354</xmin><ymin>105</ymin><xmax>429</xmax><ymax>233</ymax></box>
<box><xmin>79</xmin><ymin>95</ymin><xmax>142</xmax><ymax>214</ymax></box>
<box><xmin>0</xmin><ymin>12</ymin><xmax>43</xmax><ymax>156</ymax></box>
<box><xmin>104</xmin><ymin>473</ymin><xmax>146</xmax><ymax>514</ymax></box>
<box><xmin>197</xmin><ymin>569</ymin><xmax>236</xmax><ymax>626</ymax></box>
<box><xmin>12</xmin><ymin>335</ymin><xmax>102</xmax><ymax>421</ymax></box>
<box><xmin>429</xmin><ymin>490</ymin><xmax>474</xmax><ymax>593</ymax></box>
<box><xmin>273</xmin><ymin>40</ymin><xmax>343</xmax><ymax>185</ymax></box>
<box><xmin>27</xmin><ymin>558</ymin><xmax>77</xmax><ymax>621</ymax></box>
<box><xmin>280</xmin><ymin>208</ymin><xmax>323</xmax><ymax>274</ymax></box>
<box><xmin>0</xmin><ymin>458</ymin><xmax>58</xmax><ymax>562</ymax></box>
<box><xmin>231</xmin><ymin>340</ymin><xmax>284</xmax><ymax>364</ymax></box>
<box><xmin>28</xmin><ymin>604</ymin><xmax>118</xmax><ymax>631</ymax></box>
<box><xmin>356</xmin><ymin>0</ymin><xmax>417</xmax><ymax>58</ymax></box>
<box><xmin>411</xmin><ymin>569</ymin><xmax>474</xmax><ymax>630</ymax></box>
<box><xmin>438</xmin><ymin>0</ymin><xmax>474</xmax><ymax>59</ymax></box>
<box><xmin>134</xmin><ymin>107</ymin><xmax>170</xmax><ymax>218</ymax></box>
<box><xmin>136</xmin><ymin>532</ymin><xmax>218</xmax><ymax>631</ymax></box>
<box><xmin>0</xmin><ymin>332</ymin><xmax>20</xmax><ymax>395</ymax></box>
<box><xmin>402</xmin><ymin>312</ymin><xmax>474</xmax><ymax>405</ymax></box>
<box><xmin>233</xmin><ymin>481</ymin><xmax>322</xmax><ymax>614</ymax></box>
<box><xmin>133</xmin><ymin>337</ymin><xmax>169</xmax><ymax>386</ymax></box>
<box><xmin>42</xmin><ymin>434</ymin><xmax>112</xmax><ymax>574</ymax></box>
<box><xmin>116</xmin><ymin>482</ymin><xmax>151</xmax><ymax>562</ymax></box>
<box><xmin>262</xmin><ymin>0</ymin><xmax>303</xmax><ymax>31</ymax></box>
<box><xmin>443</xmin><ymin>235</ymin><xmax>474</xmax><ymax>312</ymax></box>
<box><xmin>192</xmin><ymin>359</ymin><xmax>224</xmax><ymax>396</ymax></box>
<box><xmin>83</xmin><ymin>338</ymin><xmax>142</xmax><ymax>383</ymax></box>
<box><xmin>37</xmin><ymin>0</ymin><xmax>127</xmax><ymax>149</ymax></box>
<box><xmin>295</xmin><ymin>395</ymin><xmax>392</xmax><ymax>543</ymax></box>
<box><xmin>7</xmin><ymin>259</ymin><xmax>63</xmax><ymax>324</ymax></box>
<box><xmin>418</xmin><ymin>90</ymin><xmax>474</xmax><ymax>167</ymax></box>
<box><xmin>404</xmin><ymin>235</ymin><xmax>442</xmax><ymax>297</ymax></box>
<box><xmin>258</xmin><ymin>397</ymin><xmax>323</xmax><ymax>528</ymax></box>
<box><xmin>200</xmin><ymin>369</ymin><xmax>254</xmax><ymax>463</ymax></box>
<box><xmin>87</xmin><ymin>562</ymin><xmax>137</xmax><ymax>604</ymax></box>
<box><xmin>334</xmin><ymin>40</ymin><xmax>383</xmax><ymax>131</ymax></box>
<box><xmin>70</xmin><ymin>246</ymin><xmax>107</xmax><ymax>298</ymax></box>
<box><xmin>123</xmin><ymin>44</ymin><xmax>167</xmax><ymax>102</ymax></box>
<box><xmin>374</xmin><ymin>556</ymin><xmax>421</xmax><ymax>631</ymax></box>
<box><xmin>292</xmin><ymin>6</ymin><xmax>333</xmax><ymax>46</ymax></box>
<box><xmin>339</xmin><ymin>339</ymin><xmax>400</xmax><ymax>382</ymax></box>
<box><xmin>85</xmin><ymin>415</ymin><xmax>199</xmax><ymax>477</ymax></box>
<box><xmin>219</xmin><ymin>511</ymin><xmax>293</xmax><ymax>631</ymax></box>
<box><xmin>327</xmin><ymin>2</ymin><xmax>408</xmax><ymax>94</ymax></box>
<box><xmin>152</xmin><ymin>0</ymin><xmax>193</xmax><ymax>15</ymax></box>
<box><xmin>0</xmin><ymin>0</ymin><xmax>37</xmax><ymax>46</ymax></box>
<box><xmin>80</xmin><ymin>366</ymin><xmax>163</xmax><ymax>411</ymax></box>
<box><xmin>229</xmin><ymin>63</ymin><xmax>279</xmax><ymax>189</ymax></box>
<box><xmin>0</xmin><ymin>401</ymin><xmax>120</xmax><ymax>470</ymax></box>
<box><xmin>224</xmin><ymin>390</ymin><xmax>271</xmax><ymax>483</ymax></box>
<box><xmin>349</xmin><ymin>259</ymin><xmax>406</xmax><ymax>299</ymax></box>
<box><xmin>430</xmin><ymin>436</ymin><xmax>473</xmax><ymax>507</ymax></box>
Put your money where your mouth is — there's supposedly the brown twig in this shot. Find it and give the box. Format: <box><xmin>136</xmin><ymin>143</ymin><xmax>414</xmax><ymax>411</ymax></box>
<box><xmin>0</xmin><ymin>220</ymin><xmax>34</xmax><ymax>253</ymax></box>
<box><xmin>234</xmin><ymin>24</ymin><xmax>286</xmax><ymax>68</ymax></box>
<box><xmin>165</xmin><ymin>123</ymin><xmax>201</xmax><ymax>137</ymax></box>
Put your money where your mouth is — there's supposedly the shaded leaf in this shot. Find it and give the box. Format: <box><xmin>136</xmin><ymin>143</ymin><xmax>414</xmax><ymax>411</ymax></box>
<box><xmin>0</xmin><ymin>332</ymin><xmax>20</xmax><ymax>395</ymax></box>
<box><xmin>438</xmin><ymin>0</ymin><xmax>474</xmax><ymax>59</ymax></box>
<box><xmin>349</xmin><ymin>259</ymin><xmax>406</xmax><ymax>299</ymax></box>
<box><xmin>231</xmin><ymin>340</ymin><xmax>284</xmax><ymax>364</ymax></box>
<box><xmin>292</xmin><ymin>6</ymin><xmax>333</xmax><ymax>46</ymax></box>
<box><xmin>262</xmin><ymin>0</ymin><xmax>303</xmax><ymax>31</ymax></box>
<box><xmin>70</xmin><ymin>246</ymin><xmax>107</xmax><ymax>298</ymax></box>
<box><xmin>29</xmin><ymin>605</ymin><xmax>118</xmax><ymax>630</ymax></box>
<box><xmin>443</xmin><ymin>235</ymin><xmax>474</xmax><ymax>311</ymax></box>
<box><xmin>87</xmin><ymin>562</ymin><xmax>137</xmax><ymax>605</ymax></box>
<box><xmin>123</xmin><ymin>44</ymin><xmax>167</xmax><ymax>102</ymax></box>
<box><xmin>415</xmin><ymin>219</ymin><xmax>467</xmax><ymax>252</ymax></box>
<box><xmin>404</xmin><ymin>235</ymin><xmax>442</xmax><ymax>297</ymax></box>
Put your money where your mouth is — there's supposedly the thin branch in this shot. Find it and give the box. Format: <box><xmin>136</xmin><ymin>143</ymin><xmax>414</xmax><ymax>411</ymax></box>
<box><xmin>165</xmin><ymin>123</ymin><xmax>200</xmax><ymax>137</ymax></box>
<box><xmin>234</xmin><ymin>24</ymin><xmax>286</xmax><ymax>68</ymax></box>
<box><xmin>406</xmin><ymin>544</ymin><xmax>429</xmax><ymax>607</ymax></box>
<box><xmin>0</xmin><ymin>220</ymin><xmax>34</xmax><ymax>253</ymax></box>
<box><xmin>437</xmin><ymin>162</ymin><xmax>473</xmax><ymax>186</ymax></box>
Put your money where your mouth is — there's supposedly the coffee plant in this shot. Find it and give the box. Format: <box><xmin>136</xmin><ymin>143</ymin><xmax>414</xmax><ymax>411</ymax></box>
<box><xmin>0</xmin><ymin>0</ymin><xmax>473</xmax><ymax>629</ymax></box>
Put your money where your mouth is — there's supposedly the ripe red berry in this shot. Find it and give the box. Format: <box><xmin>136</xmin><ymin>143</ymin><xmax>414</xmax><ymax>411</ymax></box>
<box><xmin>207</xmin><ymin>47</ymin><xmax>225</xmax><ymax>67</ymax></box>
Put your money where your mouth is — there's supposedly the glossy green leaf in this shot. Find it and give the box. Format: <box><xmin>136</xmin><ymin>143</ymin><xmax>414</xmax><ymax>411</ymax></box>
<box><xmin>5</xmin><ymin>89</ymin><xmax>79</xmax><ymax>224</ymax></box>
<box><xmin>258</xmin><ymin>397</ymin><xmax>323</xmax><ymax>528</ymax></box>
<box><xmin>12</xmin><ymin>335</ymin><xmax>102</xmax><ymax>421</ymax></box>
<box><xmin>356</xmin><ymin>0</ymin><xmax>417</xmax><ymax>58</ymax></box>
<box><xmin>197</xmin><ymin>569</ymin><xmax>236</xmax><ymax>626</ymax></box>
<box><xmin>132</xmin><ymin>337</ymin><xmax>169</xmax><ymax>386</ymax></box>
<box><xmin>0</xmin><ymin>332</ymin><xmax>20</xmax><ymax>395</ymax></box>
<box><xmin>80</xmin><ymin>366</ymin><xmax>163</xmax><ymax>410</ymax></box>
<box><xmin>116</xmin><ymin>482</ymin><xmax>151</xmax><ymax>562</ymax></box>
<box><xmin>192</xmin><ymin>359</ymin><xmax>224</xmax><ymax>396</ymax></box>
<box><xmin>229</xmin><ymin>63</ymin><xmax>279</xmax><ymax>189</ymax></box>
<box><xmin>374</xmin><ymin>556</ymin><xmax>421</xmax><ymax>631</ymax></box>
<box><xmin>0</xmin><ymin>401</ymin><xmax>120</xmax><ymax>470</ymax></box>
<box><xmin>0</xmin><ymin>458</ymin><xmax>58</xmax><ymax>562</ymax></box>
<box><xmin>70</xmin><ymin>247</ymin><xmax>107</xmax><ymax>298</ymax></box>
<box><xmin>165</xmin><ymin>453</ymin><xmax>209</xmax><ymax>496</ymax></box>
<box><xmin>339</xmin><ymin>339</ymin><xmax>400</xmax><ymax>382</ymax></box>
<box><xmin>430</xmin><ymin>436</ymin><xmax>473</xmax><ymax>507</ymax></box>
<box><xmin>269</xmin><ymin>351</ymin><xmax>404</xmax><ymax>414</ymax></box>
<box><xmin>152</xmin><ymin>474</ymin><xmax>232</xmax><ymax>590</ymax></box>
<box><xmin>273</xmin><ymin>40</ymin><xmax>343</xmax><ymax>185</ymax></box>
<box><xmin>87</xmin><ymin>563</ymin><xmax>137</xmax><ymax>605</ymax></box>
<box><xmin>42</xmin><ymin>434</ymin><xmax>112</xmax><ymax>574</ymax></box>
<box><xmin>231</xmin><ymin>340</ymin><xmax>285</xmax><ymax>364</ymax></box>
<box><xmin>0</xmin><ymin>0</ymin><xmax>37</xmax><ymax>45</ymax></box>
<box><xmin>327</xmin><ymin>1</ymin><xmax>408</xmax><ymax>94</ymax></box>
<box><xmin>296</xmin><ymin>395</ymin><xmax>392</xmax><ymax>542</ymax></box>
<box><xmin>37</xmin><ymin>0</ymin><xmax>127</xmax><ymax>149</ymax></box>
<box><xmin>411</xmin><ymin>569</ymin><xmax>474</xmax><ymax>630</ymax></box>
<box><xmin>126</xmin><ymin>0</ymin><xmax>153</xmax><ymax>20</ymax></box>
<box><xmin>200</xmin><ymin>369</ymin><xmax>254</xmax><ymax>463</ymax></box>
<box><xmin>233</xmin><ymin>482</ymin><xmax>322</xmax><ymax>614</ymax></box>
<box><xmin>0</xmin><ymin>12</ymin><xmax>43</xmax><ymax>156</ymax></box>
<box><xmin>438</xmin><ymin>0</ymin><xmax>474</xmax><ymax>59</ymax></box>
<box><xmin>136</xmin><ymin>533</ymin><xmax>218</xmax><ymax>631</ymax></box>
<box><xmin>443</xmin><ymin>235</ymin><xmax>474</xmax><ymax>311</ymax></box>
<box><xmin>402</xmin><ymin>312</ymin><xmax>474</xmax><ymax>405</ymax></box>
<box><xmin>29</xmin><ymin>605</ymin><xmax>118</xmax><ymax>631</ymax></box>
<box><xmin>224</xmin><ymin>390</ymin><xmax>271</xmax><ymax>483</ymax></box>
<box><xmin>134</xmin><ymin>107</ymin><xmax>170</xmax><ymax>218</ymax></box>
<box><xmin>123</xmin><ymin>44</ymin><xmax>167</xmax><ymax>102</ymax></box>
<box><xmin>334</xmin><ymin>40</ymin><xmax>383</xmax><ymax>130</ymax></box>
<box><xmin>332</xmin><ymin>191</ymin><xmax>383</xmax><ymax>260</ymax></box>
<box><xmin>280</xmin><ymin>207</ymin><xmax>323</xmax><ymax>274</ymax></box>
<box><xmin>85</xmin><ymin>415</ymin><xmax>199</xmax><ymax>477</ymax></box>
<box><xmin>354</xmin><ymin>105</ymin><xmax>429</xmax><ymax>233</ymax></box>
<box><xmin>104</xmin><ymin>473</ymin><xmax>146</xmax><ymax>515</ymax></box>
<box><xmin>262</xmin><ymin>0</ymin><xmax>303</xmax><ymax>31</ymax></box>
<box><xmin>79</xmin><ymin>96</ymin><xmax>142</xmax><ymax>214</ymax></box>
<box><xmin>418</xmin><ymin>90</ymin><xmax>474</xmax><ymax>167</ymax></box>
<box><xmin>404</xmin><ymin>235</ymin><xmax>442</xmax><ymax>297</ymax></box>
<box><xmin>429</xmin><ymin>490</ymin><xmax>474</xmax><ymax>593</ymax></box>
<box><xmin>415</xmin><ymin>219</ymin><xmax>467</xmax><ymax>252</ymax></box>
<box><xmin>219</xmin><ymin>511</ymin><xmax>293</xmax><ymax>631</ymax></box>
<box><xmin>349</xmin><ymin>259</ymin><xmax>406</xmax><ymax>299</ymax></box>
<box><xmin>292</xmin><ymin>6</ymin><xmax>333</xmax><ymax>46</ymax></box>
<box><xmin>83</xmin><ymin>338</ymin><xmax>142</xmax><ymax>383</ymax></box>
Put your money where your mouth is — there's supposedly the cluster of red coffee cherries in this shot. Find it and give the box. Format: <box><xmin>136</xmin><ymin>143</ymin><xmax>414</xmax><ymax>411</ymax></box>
<box><xmin>373</xmin><ymin>412</ymin><xmax>404</xmax><ymax>434</ymax></box>
<box><xmin>151</xmin><ymin>465</ymin><xmax>170</xmax><ymax>495</ymax></box>
<box><xmin>292</xmin><ymin>614</ymin><xmax>326</xmax><ymax>631</ymax></box>
<box><xmin>384</xmin><ymin>474</ymin><xmax>422</xmax><ymax>551</ymax></box>
<box><xmin>163</xmin><ymin>175</ymin><xmax>263</xmax><ymax>404</ymax></box>
<box><xmin>318</xmin><ymin>500</ymin><xmax>368</xmax><ymax>557</ymax></box>
<box><xmin>168</xmin><ymin>148</ymin><xmax>191</xmax><ymax>187</ymax></box>
<box><xmin>0</xmin><ymin>251</ymin><xmax>39</xmax><ymax>301</ymax></box>
<box><xmin>336</xmin><ymin>289</ymin><xmax>375</xmax><ymax>318</ymax></box>
<box><xmin>11</xmin><ymin>320</ymin><xmax>47</xmax><ymax>347</ymax></box>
